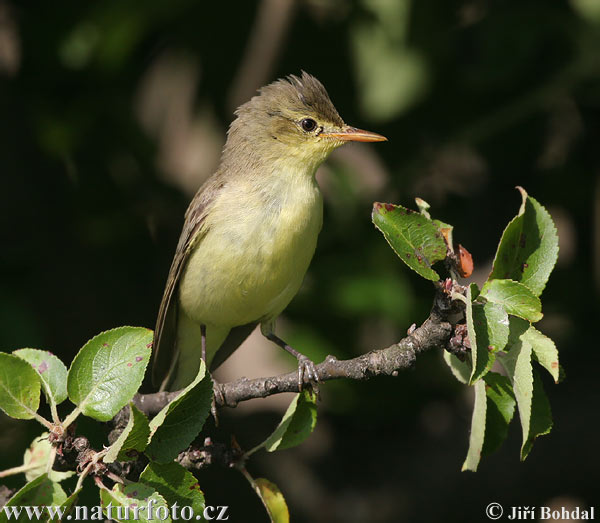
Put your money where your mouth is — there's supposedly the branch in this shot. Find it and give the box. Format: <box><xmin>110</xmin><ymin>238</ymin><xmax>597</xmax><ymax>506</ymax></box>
<box><xmin>134</xmin><ymin>286</ymin><xmax>455</xmax><ymax>414</ymax></box>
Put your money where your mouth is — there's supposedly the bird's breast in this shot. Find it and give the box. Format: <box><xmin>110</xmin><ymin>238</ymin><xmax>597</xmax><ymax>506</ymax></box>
<box><xmin>179</xmin><ymin>170</ymin><xmax>323</xmax><ymax>327</ymax></box>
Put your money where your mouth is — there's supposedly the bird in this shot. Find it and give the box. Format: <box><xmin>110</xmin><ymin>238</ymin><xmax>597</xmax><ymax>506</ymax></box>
<box><xmin>152</xmin><ymin>71</ymin><xmax>387</xmax><ymax>392</ymax></box>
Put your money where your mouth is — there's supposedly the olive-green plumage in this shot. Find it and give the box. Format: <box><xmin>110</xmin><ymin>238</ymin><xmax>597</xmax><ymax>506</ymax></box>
<box><xmin>153</xmin><ymin>72</ymin><xmax>386</xmax><ymax>391</ymax></box>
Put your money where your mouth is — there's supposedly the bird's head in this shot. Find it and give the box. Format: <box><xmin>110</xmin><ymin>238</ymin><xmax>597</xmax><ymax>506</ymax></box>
<box><xmin>222</xmin><ymin>72</ymin><xmax>387</xmax><ymax>172</ymax></box>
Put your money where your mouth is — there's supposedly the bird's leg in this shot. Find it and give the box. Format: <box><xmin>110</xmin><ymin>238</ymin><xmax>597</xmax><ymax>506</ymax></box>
<box><xmin>201</xmin><ymin>324</ymin><xmax>207</xmax><ymax>363</ymax></box>
<box><xmin>200</xmin><ymin>324</ymin><xmax>220</xmax><ymax>425</ymax></box>
<box><xmin>261</xmin><ymin>323</ymin><xmax>320</xmax><ymax>393</ymax></box>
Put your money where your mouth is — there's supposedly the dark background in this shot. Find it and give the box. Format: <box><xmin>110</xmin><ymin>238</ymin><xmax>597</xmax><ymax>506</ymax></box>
<box><xmin>1</xmin><ymin>1</ymin><xmax>598</xmax><ymax>521</ymax></box>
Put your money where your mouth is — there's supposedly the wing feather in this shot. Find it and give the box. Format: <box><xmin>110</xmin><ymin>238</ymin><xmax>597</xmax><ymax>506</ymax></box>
<box><xmin>151</xmin><ymin>177</ymin><xmax>223</xmax><ymax>387</ymax></box>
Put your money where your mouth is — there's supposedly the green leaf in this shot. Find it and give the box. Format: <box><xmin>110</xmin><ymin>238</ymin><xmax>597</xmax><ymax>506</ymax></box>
<box><xmin>469</xmin><ymin>302</ymin><xmax>509</xmax><ymax>383</ymax></box>
<box><xmin>254</xmin><ymin>478</ymin><xmax>290</xmax><ymax>523</ymax></box>
<box><xmin>139</xmin><ymin>462</ymin><xmax>204</xmax><ymax>515</ymax></box>
<box><xmin>372</xmin><ymin>202</ymin><xmax>447</xmax><ymax>281</ymax></box>
<box><xmin>482</xmin><ymin>372</ymin><xmax>516</xmax><ymax>456</ymax></box>
<box><xmin>523</xmin><ymin>326</ymin><xmax>560</xmax><ymax>384</ymax></box>
<box><xmin>463</xmin><ymin>284</ymin><xmax>479</xmax><ymax>384</ymax></box>
<box><xmin>100</xmin><ymin>483</ymin><xmax>170</xmax><ymax>523</ymax></box>
<box><xmin>481</xmin><ymin>279</ymin><xmax>542</xmax><ymax>322</ymax></box>
<box><xmin>522</xmin><ymin>369</ymin><xmax>553</xmax><ymax>459</ymax></box>
<box><xmin>462</xmin><ymin>379</ymin><xmax>487</xmax><ymax>472</ymax></box>
<box><xmin>104</xmin><ymin>403</ymin><xmax>150</xmax><ymax>463</ymax></box>
<box><xmin>0</xmin><ymin>474</ymin><xmax>66</xmax><ymax>523</ymax></box>
<box><xmin>442</xmin><ymin>351</ymin><xmax>471</xmax><ymax>384</ymax></box>
<box><xmin>489</xmin><ymin>187</ymin><xmax>559</xmax><ymax>296</ymax></box>
<box><xmin>67</xmin><ymin>327</ymin><xmax>152</xmax><ymax>421</ymax></box>
<box><xmin>13</xmin><ymin>349</ymin><xmax>68</xmax><ymax>408</ymax></box>
<box><xmin>23</xmin><ymin>434</ymin><xmax>74</xmax><ymax>482</ymax></box>
<box><xmin>0</xmin><ymin>352</ymin><xmax>41</xmax><ymax>420</ymax></box>
<box><xmin>260</xmin><ymin>390</ymin><xmax>317</xmax><ymax>452</ymax></box>
<box><xmin>499</xmin><ymin>332</ymin><xmax>535</xmax><ymax>460</ymax></box>
<box><xmin>146</xmin><ymin>361</ymin><xmax>212</xmax><ymax>463</ymax></box>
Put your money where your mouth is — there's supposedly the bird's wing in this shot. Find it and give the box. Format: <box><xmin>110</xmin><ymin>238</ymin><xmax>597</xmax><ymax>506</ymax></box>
<box><xmin>152</xmin><ymin>178</ymin><xmax>221</xmax><ymax>388</ymax></box>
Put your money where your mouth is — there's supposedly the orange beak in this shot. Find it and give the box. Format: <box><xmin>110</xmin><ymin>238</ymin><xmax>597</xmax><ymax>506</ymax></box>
<box><xmin>321</xmin><ymin>126</ymin><xmax>387</xmax><ymax>143</ymax></box>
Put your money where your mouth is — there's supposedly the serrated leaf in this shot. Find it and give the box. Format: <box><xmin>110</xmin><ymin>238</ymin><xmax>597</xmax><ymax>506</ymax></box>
<box><xmin>139</xmin><ymin>462</ymin><xmax>204</xmax><ymax>515</ymax></box>
<box><xmin>146</xmin><ymin>361</ymin><xmax>212</xmax><ymax>463</ymax></box>
<box><xmin>463</xmin><ymin>285</ymin><xmax>479</xmax><ymax>384</ymax></box>
<box><xmin>260</xmin><ymin>390</ymin><xmax>317</xmax><ymax>452</ymax></box>
<box><xmin>67</xmin><ymin>327</ymin><xmax>152</xmax><ymax>421</ymax></box>
<box><xmin>0</xmin><ymin>352</ymin><xmax>41</xmax><ymax>420</ymax></box>
<box><xmin>462</xmin><ymin>379</ymin><xmax>487</xmax><ymax>472</ymax></box>
<box><xmin>489</xmin><ymin>187</ymin><xmax>559</xmax><ymax>296</ymax></box>
<box><xmin>0</xmin><ymin>474</ymin><xmax>66</xmax><ymax>523</ymax></box>
<box><xmin>499</xmin><ymin>333</ymin><xmax>534</xmax><ymax>459</ymax></box>
<box><xmin>481</xmin><ymin>279</ymin><xmax>542</xmax><ymax>322</ymax></box>
<box><xmin>372</xmin><ymin>202</ymin><xmax>447</xmax><ymax>281</ymax></box>
<box><xmin>482</xmin><ymin>372</ymin><xmax>516</xmax><ymax>456</ymax></box>
<box><xmin>470</xmin><ymin>302</ymin><xmax>509</xmax><ymax>383</ymax></box>
<box><xmin>442</xmin><ymin>351</ymin><xmax>471</xmax><ymax>384</ymax></box>
<box><xmin>254</xmin><ymin>478</ymin><xmax>290</xmax><ymax>523</ymax></box>
<box><xmin>13</xmin><ymin>349</ymin><xmax>68</xmax><ymax>407</ymax></box>
<box><xmin>104</xmin><ymin>403</ymin><xmax>150</xmax><ymax>463</ymax></box>
<box><xmin>521</xmin><ymin>369</ymin><xmax>553</xmax><ymax>459</ymax></box>
<box><xmin>523</xmin><ymin>326</ymin><xmax>560</xmax><ymax>383</ymax></box>
<box><xmin>23</xmin><ymin>434</ymin><xmax>74</xmax><ymax>482</ymax></box>
<box><xmin>100</xmin><ymin>483</ymin><xmax>170</xmax><ymax>523</ymax></box>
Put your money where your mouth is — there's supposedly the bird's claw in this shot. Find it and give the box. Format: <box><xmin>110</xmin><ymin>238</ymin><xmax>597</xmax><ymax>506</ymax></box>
<box><xmin>297</xmin><ymin>355</ymin><xmax>320</xmax><ymax>397</ymax></box>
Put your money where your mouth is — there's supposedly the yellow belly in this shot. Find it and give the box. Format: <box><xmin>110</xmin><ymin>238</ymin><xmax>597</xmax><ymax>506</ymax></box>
<box><xmin>178</xmin><ymin>172</ymin><xmax>323</xmax><ymax>328</ymax></box>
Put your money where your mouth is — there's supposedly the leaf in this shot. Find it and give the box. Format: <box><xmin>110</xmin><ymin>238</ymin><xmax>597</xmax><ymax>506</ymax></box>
<box><xmin>254</xmin><ymin>478</ymin><xmax>290</xmax><ymax>523</ymax></box>
<box><xmin>521</xmin><ymin>369</ymin><xmax>553</xmax><ymax>459</ymax></box>
<box><xmin>372</xmin><ymin>202</ymin><xmax>447</xmax><ymax>281</ymax></box>
<box><xmin>499</xmin><ymin>332</ymin><xmax>535</xmax><ymax>460</ymax></box>
<box><xmin>482</xmin><ymin>372</ymin><xmax>516</xmax><ymax>456</ymax></box>
<box><xmin>481</xmin><ymin>279</ymin><xmax>542</xmax><ymax>322</ymax></box>
<box><xmin>470</xmin><ymin>301</ymin><xmax>509</xmax><ymax>383</ymax></box>
<box><xmin>462</xmin><ymin>379</ymin><xmax>487</xmax><ymax>472</ymax></box>
<box><xmin>489</xmin><ymin>187</ymin><xmax>559</xmax><ymax>296</ymax></box>
<box><xmin>13</xmin><ymin>349</ymin><xmax>68</xmax><ymax>407</ymax></box>
<box><xmin>442</xmin><ymin>351</ymin><xmax>471</xmax><ymax>384</ymax></box>
<box><xmin>463</xmin><ymin>284</ymin><xmax>479</xmax><ymax>384</ymax></box>
<box><xmin>139</xmin><ymin>462</ymin><xmax>204</xmax><ymax>515</ymax></box>
<box><xmin>104</xmin><ymin>403</ymin><xmax>150</xmax><ymax>463</ymax></box>
<box><xmin>523</xmin><ymin>326</ymin><xmax>560</xmax><ymax>383</ymax></box>
<box><xmin>0</xmin><ymin>352</ymin><xmax>41</xmax><ymax>420</ymax></box>
<box><xmin>260</xmin><ymin>390</ymin><xmax>317</xmax><ymax>452</ymax></box>
<box><xmin>433</xmin><ymin>219</ymin><xmax>453</xmax><ymax>251</ymax></box>
<box><xmin>0</xmin><ymin>474</ymin><xmax>66</xmax><ymax>523</ymax></box>
<box><xmin>100</xmin><ymin>483</ymin><xmax>170</xmax><ymax>523</ymax></box>
<box><xmin>146</xmin><ymin>361</ymin><xmax>212</xmax><ymax>463</ymax></box>
<box><xmin>67</xmin><ymin>327</ymin><xmax>152</xmax><ymax>421</ymax></box>
<box><xmin>23</xmin><ymin>434</ymin><xmax>74</xmax><ymax>482</ymax></box>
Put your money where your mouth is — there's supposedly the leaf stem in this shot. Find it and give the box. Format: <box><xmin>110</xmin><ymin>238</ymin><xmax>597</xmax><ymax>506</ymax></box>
<box><xmin>62</xmin><ymin>407</ymin><xmax>81</xmax><ymax>429</ymax></box>
<box><xmin>50</xmin><ymin>403</ymin><xmax>60</xmax><ymax>425</ymax></box>
<box><xmin>32</xmin><ymin>411</ymin><xmax>54</xmax><ymax>430</ymax></box>
<box><xmin>0</xmin><ymin>462</ymin><xmax>39</xmax><ymax>478</ymax></box>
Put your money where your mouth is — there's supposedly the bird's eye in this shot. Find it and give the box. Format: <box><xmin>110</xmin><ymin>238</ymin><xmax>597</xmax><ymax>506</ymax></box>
<box><xmin>300</xmin><ymin>118</ymin><xmax>317</xmax><ymax>132</ymax></box>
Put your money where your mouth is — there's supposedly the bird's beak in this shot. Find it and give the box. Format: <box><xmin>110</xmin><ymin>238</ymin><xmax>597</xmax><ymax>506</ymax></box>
<box><xmin>321</xmin><ymin>126</ymin><xmax>387</xmax><ymax>143</ymax></box>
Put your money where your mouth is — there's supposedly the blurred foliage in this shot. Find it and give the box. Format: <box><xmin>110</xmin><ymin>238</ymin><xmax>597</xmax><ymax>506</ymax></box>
<box><xmin>1</xmin><ymin>0</ymin><xmax>599</xmax><ymax>521</ymax></box>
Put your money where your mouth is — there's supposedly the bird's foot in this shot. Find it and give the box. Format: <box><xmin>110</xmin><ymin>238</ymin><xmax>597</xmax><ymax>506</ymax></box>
<box><xmin>210</xmin><ymin>376</ymin><xmax>224</xmax><ymax>427</ymax></box>
<box><xmin>296</xmin><ymin>354</ymin><xmax>320</xmax><ymax>397</ymax></box>
<box><xmin>264</xmin><ymin>331</ymin><xmax>321</xmax><ymax>396</ymax></box>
